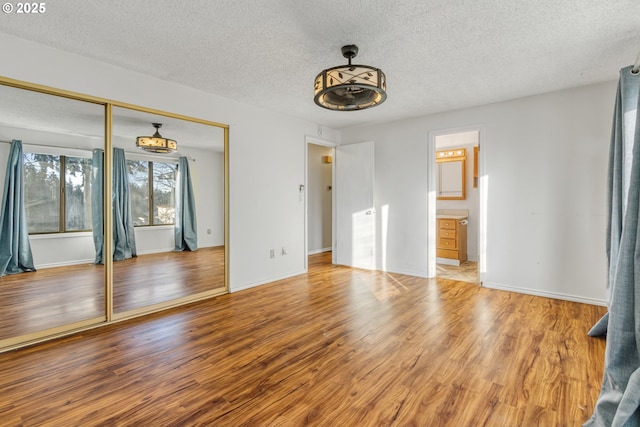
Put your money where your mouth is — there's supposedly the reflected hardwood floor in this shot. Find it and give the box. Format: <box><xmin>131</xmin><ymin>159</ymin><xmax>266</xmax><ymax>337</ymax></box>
<box><xmin>0</xmin><ymin>252</ymin><xmax>607</xmax><ymax>426</ymax></box>
<box><xmin>114</xmin><ymin>246</ymin><xmax>225</xmax><ymax>313</ymax></box>
<box><xmin>0</xmin><ymin>246</ymin><xmax>224</xmax><ymax>340</ymax></box>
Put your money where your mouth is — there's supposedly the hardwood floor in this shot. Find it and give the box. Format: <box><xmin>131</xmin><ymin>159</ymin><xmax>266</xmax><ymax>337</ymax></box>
<box><xmin>0</xmin><ymin>252</ymin><xmax>606</xmax><ymax>426</ymax></box>
<box><xmin>0</xmin><ymin>246</ymin><xmax>224</xmax><ymax>340</ymax></box>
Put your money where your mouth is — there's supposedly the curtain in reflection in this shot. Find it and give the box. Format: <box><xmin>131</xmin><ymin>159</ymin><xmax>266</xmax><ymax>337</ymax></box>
<box><xmin>586</xmin><ymin>65</ymin><xmax>640</xmax><ymax>426</ymax></box>
<box><xmin>0</xmin><ymin>140</ymin><xmax>35</xmax><ymax>276</ymax></box>
<box><xmin>91</xmin><ymin>149</ymin><xmax>104</xmax><ymax>264</ymax></box>
<box><xmin>112</xmin><ymin>148</ymin><xmax>136</xmax><ymax>260</ymax></box>
<box><xmin>174</xmin><ymin>156</ymin><xmax>198</xmax><ymax>251</ymax></box>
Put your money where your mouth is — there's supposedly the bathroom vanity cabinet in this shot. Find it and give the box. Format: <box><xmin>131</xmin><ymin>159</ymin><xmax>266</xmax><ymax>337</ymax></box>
<box><xmin>436</xmin><ymin>217</ymin><xmax>467</xmax><ymax>265</ymax></box>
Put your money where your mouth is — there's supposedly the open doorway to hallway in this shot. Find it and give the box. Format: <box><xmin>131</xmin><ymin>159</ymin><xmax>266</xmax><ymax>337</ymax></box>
<box><xmin>306</xmin><ymin>142</ymin><xmax>334</xmax><ymax>264</ymax></box>
<box><xmin>433</xmin><ymin>130</ymin><xmax>480</xmax><ymax>284</ymax></box>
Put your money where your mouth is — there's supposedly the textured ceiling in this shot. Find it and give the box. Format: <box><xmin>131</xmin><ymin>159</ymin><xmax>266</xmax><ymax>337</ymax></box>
<box><xmin>1</xmin><ymin>0</ymin><xmax>639</xmax><ymax>130</ymax></box>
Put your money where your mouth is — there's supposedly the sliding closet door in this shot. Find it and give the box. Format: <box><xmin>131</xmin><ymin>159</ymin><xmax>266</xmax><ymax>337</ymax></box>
<box><xmin>111</xmin><ymin>106</ymin><xmax>226</xmax><ymax>318</ymax></box>
<box><xmin>0</xmin><ymin>83</ymin><xmax>106</xmax><ymax>348</ymax></box>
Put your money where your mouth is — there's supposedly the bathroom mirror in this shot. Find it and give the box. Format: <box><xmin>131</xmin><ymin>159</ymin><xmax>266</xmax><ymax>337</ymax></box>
<box><xmin>436</xmin><ymin>148</ymin><xmax>466</xmax><ymax>200</ymax></box>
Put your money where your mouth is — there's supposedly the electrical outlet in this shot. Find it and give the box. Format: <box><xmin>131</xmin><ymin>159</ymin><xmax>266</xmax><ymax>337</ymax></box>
<box><xmin>270</xmin><ymin>249</ymin><xmax>275</xmax><ymax>259</ymax></box>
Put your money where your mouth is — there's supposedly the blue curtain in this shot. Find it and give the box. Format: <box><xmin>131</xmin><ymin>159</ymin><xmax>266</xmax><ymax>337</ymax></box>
<box><xmin>174</xmin><ymin>156</ymin><xmax>198</xmax><ymax>251</ymax></box>
<box><xmin>585</xmin><ymin>65</ymin><xmax>640</xmax><ymax>426</ymax></box>
<box><xmin>0</xmin><ymin>140</ymin><xmax>35</xmax><ymax>276</ymax></box>
<box><xmin>112</xmin><ymin>148</ymin><xmax>136</xmax><ymax>260</ymax></box>
<box><xmin>92</xmin><ymin>149</ymin><xmax>104</xmax><ymax>264</ymax></box>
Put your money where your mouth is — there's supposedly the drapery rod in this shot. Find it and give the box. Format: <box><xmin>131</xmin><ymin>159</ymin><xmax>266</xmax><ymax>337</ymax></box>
<box><xmin>0</xmin><ymin>140</ymin><xmax>93</xmax><ymax>151</ymax></box>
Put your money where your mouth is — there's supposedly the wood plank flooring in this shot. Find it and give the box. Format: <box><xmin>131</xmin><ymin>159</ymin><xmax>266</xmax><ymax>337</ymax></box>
<box><xmin>0</xmin><ymin>252</ymin><xmax>607</xmax><ymax>426</ymax></box>
<box><xmin>0</xmin><ymin>246</ymin><xmax>224</xmax><ymax>340</ymax></box>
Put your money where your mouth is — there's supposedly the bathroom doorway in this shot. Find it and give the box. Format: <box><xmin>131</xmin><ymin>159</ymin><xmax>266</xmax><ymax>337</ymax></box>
<box><xmin>431</xmin><ymin>129</ymin><xmax>481</xmax><ymax>284</ymax></box>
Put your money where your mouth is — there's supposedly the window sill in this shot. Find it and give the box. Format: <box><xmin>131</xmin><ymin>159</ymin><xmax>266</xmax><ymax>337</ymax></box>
<box><xmin>29</xmin><ymin>231</ymin><xmax>93</xmax><ymax>240</ymax></box>
<box><xmin>135</xmin><ymin>225</ymin><xmax>174</xmax><ymax>231</ymax></box>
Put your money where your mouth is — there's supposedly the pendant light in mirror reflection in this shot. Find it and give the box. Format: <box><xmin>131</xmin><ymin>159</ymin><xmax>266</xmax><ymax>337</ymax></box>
<box><xmin>314</xmin><ymin>44</ymin><xmax>387</xmax><ymax>111</ymax></box>
<box><xmin>136</xmin><ymin>122</ymin><xmax>177</xmax><ymax>153</ymax></box>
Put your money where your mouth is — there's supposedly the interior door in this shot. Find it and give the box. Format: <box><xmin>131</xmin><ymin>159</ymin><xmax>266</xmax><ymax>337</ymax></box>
<box><xmin>336</xmin><ymin>141</ymin><xmax>375</xmax><ymax>269</ymax></box>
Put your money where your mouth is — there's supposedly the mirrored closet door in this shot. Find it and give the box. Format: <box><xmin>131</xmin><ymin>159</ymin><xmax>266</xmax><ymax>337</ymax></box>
<box><xmin>111</xmin><ymin>106</ymin><xmax>226</xmax><ymax>317</ymax></box>
<box><xmin>0</xmin><ymin>78</ymin><xmax>229</xmax><ymax>351</ymax></box>
<box><xmin>0</xmin><ymin>83</ymin><xmax>106</xmax><ymax>347</ymax></box>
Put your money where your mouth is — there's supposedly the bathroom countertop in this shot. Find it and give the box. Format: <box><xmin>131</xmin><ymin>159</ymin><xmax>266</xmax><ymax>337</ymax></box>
<box><xmin>436</xmin><ymin>209</ymin><xmax>469</xmax><ymax>221</ymax></box>
<box><xmin>436</xmin><ymin>215</ymin><xmax>468</xmax><ymax>220</ymax></box>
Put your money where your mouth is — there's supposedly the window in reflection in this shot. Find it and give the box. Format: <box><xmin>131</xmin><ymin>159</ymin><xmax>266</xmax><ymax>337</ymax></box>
<box><xmin>24</xmin><ymin>153</ymin><xmax>61</xmax><ymax>232</ymax></box>
<box><xmin>152</xmin><ymin>162</ymin><xmax>176</xmax><ymax>225</ymax></box>
<box><xmin>127</xmin><ymin>160</ymin><xmax>177</xmax><ymax>226</ymax></box>
<box><xmin>24</xmin><ymin>152</ymin><xmax>94</xmax><ymax>233</ymax></box>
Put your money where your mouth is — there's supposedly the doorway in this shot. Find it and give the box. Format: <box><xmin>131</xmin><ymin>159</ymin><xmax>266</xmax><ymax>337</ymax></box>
<box><xmin>431</xmin><ymin>129</ymin><xmax>481</xmax><ymax>284</ymax></box>
<box><xmin>305</xmin><ymin>137</ymin><xmax>336</xmax><ymax>270</ymax></box>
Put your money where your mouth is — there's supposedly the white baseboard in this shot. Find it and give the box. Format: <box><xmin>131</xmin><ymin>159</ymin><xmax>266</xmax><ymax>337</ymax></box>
<box><xmin>436</xmin><ymin>257</ymin><xmax>461</xmax><ymax>266</ymax></box>
<box><xmin>35</xmin><ymin>258</ymin><xmax>95</xmax><ymax>269</ymax></box>
<box><xmin>136</xmin><ymin>248</ymin><xmax>175</xmax><ymax>256</ymax></box>
<box><xmin>482</xmin><ymin>282</ymin><xmax>607</xmax><ymax>306</ymax></box>
<box><xmin>308</xmin><ymin>247</ymin><xmax>332</xmax><ymax>255</ymax></box>
<box><xmin>230</xmin><ymin>269</ymin><xmax>306</xmax><ymax>293</ymax></box>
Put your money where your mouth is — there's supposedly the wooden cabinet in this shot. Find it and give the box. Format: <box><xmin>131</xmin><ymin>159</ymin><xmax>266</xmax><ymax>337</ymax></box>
<box><xmin>436</xmin><ymin>218</ymin><xmax>467</xmax><ymax>265</ymax></box>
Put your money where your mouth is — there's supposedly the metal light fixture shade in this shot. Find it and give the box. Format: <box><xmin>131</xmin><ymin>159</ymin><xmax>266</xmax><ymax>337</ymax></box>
<box><xmin>136</xmin><ymin>123</ymin><xmax>177</xmax><ymax>153</ymax></box>
<box><xmin>314</xmin><ymin>45</ymin><xmax>387</xmax><ymax>111</ymax></box>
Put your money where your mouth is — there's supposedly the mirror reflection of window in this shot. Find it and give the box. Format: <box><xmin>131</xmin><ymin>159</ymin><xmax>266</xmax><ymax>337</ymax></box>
<box><xmin>24</xmin><ymin>152</ymin><xmax>94</xmax><ymax>233</ymax></box>
<box><xmin>152</xmin><ymin>162</ymin><xmax>176</xmax><ymax>225</ymax></box>
<box><xmin>127</xmin><ymin>160</ymin><xmax>177</xmax><ymax>226</ymax></box>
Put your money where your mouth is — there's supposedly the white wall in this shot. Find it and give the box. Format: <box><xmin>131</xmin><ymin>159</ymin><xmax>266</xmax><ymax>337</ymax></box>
<box><xmin>0</xmin><ymin>33</ymin><xmax>340</xmax><ymax>288</ymax></box>
<box><xmin>307</xmin><ymin>144</ymin><xmax>333</xmax><ymax>254</ymax></box>
<box><xmin>342</xmin><ymin>81</ymin><xmax>617</xmax><ymax>305</ymax></box>
<box><xmin>178</xmin><ymin>147</ymin><xmax>225</xmax><ymax>248</ymax></box>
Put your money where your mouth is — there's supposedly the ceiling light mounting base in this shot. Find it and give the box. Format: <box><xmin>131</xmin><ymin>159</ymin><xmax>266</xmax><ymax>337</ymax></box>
<box><xmin>341</xmin><ymin>45</ymin><xmax>358</xmax><ymax>65</ymax></box>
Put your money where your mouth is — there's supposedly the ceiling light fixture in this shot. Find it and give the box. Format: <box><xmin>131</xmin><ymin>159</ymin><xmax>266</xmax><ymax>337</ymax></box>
<box><xmin>314</xmin><ymin>44</ymin><xmax>387</xmax><ymax>111</ymax></box>
<box><xmin>136</xmin><ymin>123</ymin><xmax>177</xmax><ymax>153</ymax></box>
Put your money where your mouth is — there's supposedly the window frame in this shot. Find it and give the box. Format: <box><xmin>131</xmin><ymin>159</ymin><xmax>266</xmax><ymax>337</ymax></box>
<box><xmin>127</xmin><ymin>159</ymin><xmax>177</xmax><ymax>227</ymax></box>
<box><xmin>24</xmin><ymin>152</ymin><xmax>93</xmax><ymax>235</ymax></box>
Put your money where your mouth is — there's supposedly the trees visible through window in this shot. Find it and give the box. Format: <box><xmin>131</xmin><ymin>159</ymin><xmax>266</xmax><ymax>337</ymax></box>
<box><xmin>153</xmin><ymin>162</ymin><xmax>176</xmax><ymax>225</ymax></box>
<box><xmin>23</xmin><ymin>153</ymin><xmax>176</xmax><ymax>234</ymax></box>
<box><xmin>127</xmin><ymin>160</ymin><xmax>176</xmax><ymax>226</ymax></box>
<box><xmin>65</xmin><ymin>156</ymin><xmax>93</xmax><ymax>231</ymax></box>
<box><xmin>127</xmin><ymin>160</ymin><xmax>150</xmax><ymax>226</ymax></box>
<box><xmin>23</xmin><ymin>153</ymin><xmax>92</xmax><ymax>234</ymax></box>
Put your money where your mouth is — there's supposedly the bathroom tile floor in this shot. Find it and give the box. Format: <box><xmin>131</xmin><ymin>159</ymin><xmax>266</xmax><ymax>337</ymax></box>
<box><xmin>436</xmin><ymin>261</ymin><xmax>479</xmax><ymax>284</ymax></box>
